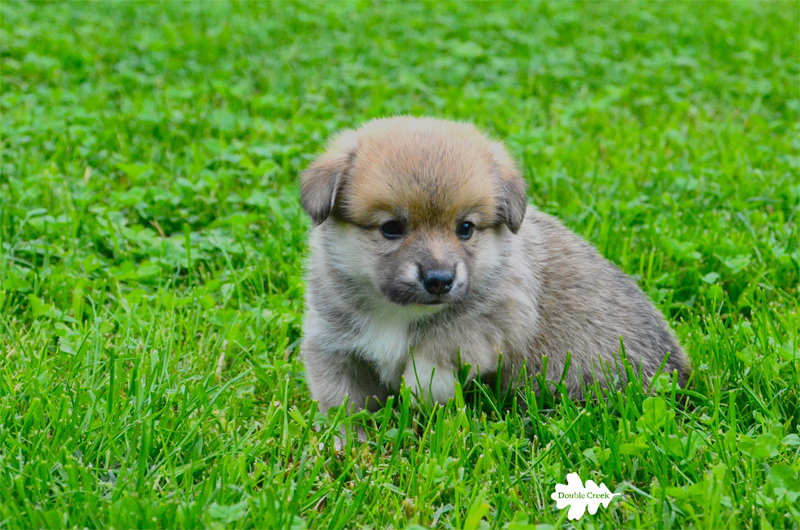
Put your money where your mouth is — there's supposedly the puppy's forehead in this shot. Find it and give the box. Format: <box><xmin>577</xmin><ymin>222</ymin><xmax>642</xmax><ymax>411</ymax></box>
<box><xmin>344</xmin><ymin>119</ymin><xmax>497</xmax><ymax>224</ymax></box>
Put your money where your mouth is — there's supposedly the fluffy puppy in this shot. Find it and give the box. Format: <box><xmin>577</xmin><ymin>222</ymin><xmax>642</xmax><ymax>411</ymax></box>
<box><xmin>300</xmin><ymin>116</ymin><xmax>690</xmax><ymax>414</ymax></box>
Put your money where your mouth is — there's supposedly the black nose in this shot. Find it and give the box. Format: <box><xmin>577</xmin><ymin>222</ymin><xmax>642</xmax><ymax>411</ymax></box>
<box><xmin>422</xmin><ymin>270</ymin><xmax>454</xmax><ymax>295</ymax></box>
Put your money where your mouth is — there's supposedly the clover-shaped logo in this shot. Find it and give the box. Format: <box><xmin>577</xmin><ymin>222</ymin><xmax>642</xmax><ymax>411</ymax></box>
<box><xmin>551</xmin><ymin>473</ymin><xmax>621</xmax><ymax>520</ymax></box>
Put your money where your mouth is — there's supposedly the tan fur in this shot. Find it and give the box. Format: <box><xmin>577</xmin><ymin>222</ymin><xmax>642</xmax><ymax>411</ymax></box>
<box><xmin>300</xmin><ymin>116</ymin><xmax>690</xmax><ymax>414</ymax></box>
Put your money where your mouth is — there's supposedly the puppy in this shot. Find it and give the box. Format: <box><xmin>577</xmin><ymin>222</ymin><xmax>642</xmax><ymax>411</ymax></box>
<box><xmin>300</xmin><ymin>116</ymin><xmax>690</xmax><ymax>414</ymax></box>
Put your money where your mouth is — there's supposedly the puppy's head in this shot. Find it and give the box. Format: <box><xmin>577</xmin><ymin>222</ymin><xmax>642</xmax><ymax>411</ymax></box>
<box><xmin>301</xmin><ymin>117</ymin><xmax>527</xmax><ymax>309</ymax></box>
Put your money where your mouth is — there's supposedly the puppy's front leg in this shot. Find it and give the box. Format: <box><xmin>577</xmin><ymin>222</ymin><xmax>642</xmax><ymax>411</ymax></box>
<box><xmin>402</xmin><ymin>353</ymin><xmax>459</xmax><ymax>407</ymax></box>
<box><xmin>403</xmin><ymin>330</ymin><xmax>502</xmax><ymax>407</ymax></box>
<box><xmin>304</xmin><ymin>344</ymin><xmax>391</xmax><ymax>449</ymax></box>
<box><xmin>303</xmin><ymin>342</ymin><xmax>390</xmax><ymax>415</ymax></box>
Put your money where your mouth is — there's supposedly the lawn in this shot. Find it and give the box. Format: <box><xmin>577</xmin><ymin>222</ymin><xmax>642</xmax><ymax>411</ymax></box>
<box><xmin>1</xmin><ymin>1</ymin><xmax>798</xmax><ymax>528</ymax></box>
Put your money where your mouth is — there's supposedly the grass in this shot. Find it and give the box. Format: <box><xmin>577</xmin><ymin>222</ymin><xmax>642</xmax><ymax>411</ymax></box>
<box><xmin>1</xmin><ymin>1</ymin><xmax>799</xmax><ymax>528</ymax></box>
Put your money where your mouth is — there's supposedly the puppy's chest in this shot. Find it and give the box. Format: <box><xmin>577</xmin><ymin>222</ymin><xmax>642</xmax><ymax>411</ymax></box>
<box><xmin>351</xmin><ymin>314</ymin><xmax>496</xmax><ymax>393</ymax></box>
<box><xmin>352</xmin><ymin>318</ymin><xmax>413</xmax><ymax>388</ymax></box>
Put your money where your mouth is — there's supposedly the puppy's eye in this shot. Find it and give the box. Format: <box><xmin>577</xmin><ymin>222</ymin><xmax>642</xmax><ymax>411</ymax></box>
<box><xmin>456</xmin><ymin>221</ymin><xmax>475</xmax><ymax>240</ymax></box>
<box><xmin>380</xmin><ymin>220</ymin><xmax>404</xmax><ymax>240</ymax></box>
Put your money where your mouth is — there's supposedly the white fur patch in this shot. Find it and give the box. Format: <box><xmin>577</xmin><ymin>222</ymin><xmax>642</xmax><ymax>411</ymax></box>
<box><xmin>352</xmin><ymin>303</ymin><xmax>447</xmax><ymax>390</ymax></box>
<box><xmin>399</xmin><ymin>261</ymin><xmax>419</xmax><ymax>283</ymax></box>
<box><xmin>403</xmin><ymin>355</ymin><xmax>457</xmax><ymax>405</ymax></box>
<box><xmin>452</xmin><ymin>261</ymin><xmax>468</xmax><ymax>293</ymax></box>
<box><xmin>351</xmin><ymin>311</ymin><xmax>410</xmax><ymax>388</ymax></box>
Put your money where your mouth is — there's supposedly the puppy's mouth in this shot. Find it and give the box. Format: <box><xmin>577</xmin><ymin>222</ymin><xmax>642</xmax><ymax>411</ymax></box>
<box><xmin>380</xmin><ymin>283</ymin><xmax>465</xmax><ymax>308</ymax></box>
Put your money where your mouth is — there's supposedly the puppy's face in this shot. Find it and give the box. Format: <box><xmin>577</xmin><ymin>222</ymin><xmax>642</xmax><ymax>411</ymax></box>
<box><xmin>302</xmin><ymin>117</ymin><xmax>527</xmax><ymax>310</ymax></box>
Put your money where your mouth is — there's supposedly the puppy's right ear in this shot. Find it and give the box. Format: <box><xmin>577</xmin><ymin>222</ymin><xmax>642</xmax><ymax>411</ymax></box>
<box><xmin>300</xmin><ymin>130</ymin><xmax>359</xmax><ymax>226</ymax></box>
<box><xmin>489</xmin><ymin>141</ymin><xmax>528</xmax><ymax>233</ymax></box>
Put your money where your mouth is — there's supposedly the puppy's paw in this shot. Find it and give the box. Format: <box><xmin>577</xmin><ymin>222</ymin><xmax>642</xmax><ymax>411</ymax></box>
<box><xmin>334</xmin><ymin>425</ymin><xmax>367</xmax><ymax>451</ymax></box>
<box><xmin>319</xmin><ymin>425</ymin><xmax>367</xmax><ymax>452</ymax></box>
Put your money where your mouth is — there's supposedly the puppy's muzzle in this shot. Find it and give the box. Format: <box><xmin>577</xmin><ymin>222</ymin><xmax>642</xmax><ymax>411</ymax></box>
<box><xmin>422</xmin><ymin>269</ymin><xmax>454</xmax><ymax>295</ymax></box>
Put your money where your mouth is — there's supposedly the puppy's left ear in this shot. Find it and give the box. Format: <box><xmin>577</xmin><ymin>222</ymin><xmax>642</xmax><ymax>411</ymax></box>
<box><xmin>489</xmin><ymin>141</ymin><xmax>528</xmax><ymax>233</ymax></box>
<box><xmin>300</xmin><ymin>130</ymin><xmax>359</xmax><ymax>226</ymax></box>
